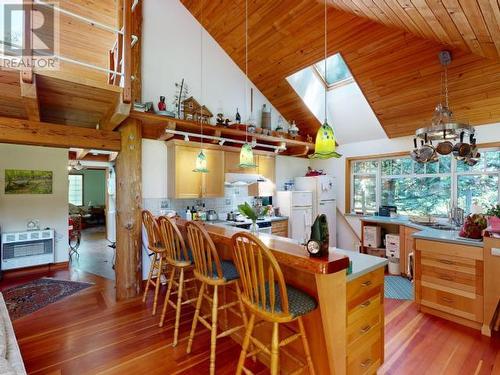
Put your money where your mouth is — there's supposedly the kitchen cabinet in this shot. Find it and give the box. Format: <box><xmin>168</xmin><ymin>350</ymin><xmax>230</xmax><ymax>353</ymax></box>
<box><xmin>415</xmin><ymin>239</ymin><xmax>484</xmax><ymax>330</ymax></box>
<box><xmin>168</xmin><ymin>144</ymin><xmax>225</xmax><ymax>199</ymax></box>
<box><xmin>224</xmin><ymin>151</ymin><xmax>275</xmax><ymax>182</ymax></box>
<box><xmin>271</xmin><ymin>219</ymin><xmax>288</xmax><ymax>237</ymax></box>
<box><xmin>346</xmin><ymin>267</ymin><xmax>384</xmax><ymax>375</ymax></box>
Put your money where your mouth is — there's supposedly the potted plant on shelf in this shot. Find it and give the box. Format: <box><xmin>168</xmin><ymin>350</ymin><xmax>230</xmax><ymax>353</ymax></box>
<box><xmin>485</xmin><ymin>204</ymin><xmax>500</xmax><ymax>232</ymax></box>
<box><xmin>238</xmin><ymin>202</ymin><xmax>269</xmax><ymax>234</ymax></box>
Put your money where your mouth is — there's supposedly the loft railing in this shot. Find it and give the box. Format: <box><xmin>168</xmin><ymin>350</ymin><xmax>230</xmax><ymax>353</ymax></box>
<box><xmin>1</xmin><ymin>0</ymin><xmax>138</xmax><ymax>104</ymax></box>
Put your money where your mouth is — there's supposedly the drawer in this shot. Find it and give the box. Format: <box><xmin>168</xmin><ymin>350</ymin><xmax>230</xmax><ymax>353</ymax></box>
<box><xmin>348</xmin><ymin>294</ymin><xmax>381</xmax><ymax>326</ymax></box>
<box><xmin>420</xmin><ymin>252</ymin><xmax>479</xmax><ymax>276</ymax></box>
<box><xmin>271</xmin><ymin>220</ymin><xmax>288</xmax><ymax>230</ymax></box>
<box><xmin>347</xmin><ymin>269</ymin><xmax>384</xmax><ymax>310</ymax></box>
<box><xmin>420</xmin><ymin>284</ymin><xmax>483</xmax><ymax>322</ymax></box>
<box><xmin>347</xmin><ymin>314</ymin><xmax>380</xmax><ymax>347</ymax></box>
<box><xmin>421</xmin><ymin>263</ymin><xmax>481</xmax><ymax>297</ymax></box>
<box><xmin>347</xmin><ymin>328</ymin><xmax>382</xmax><ymax>375</ymax></box>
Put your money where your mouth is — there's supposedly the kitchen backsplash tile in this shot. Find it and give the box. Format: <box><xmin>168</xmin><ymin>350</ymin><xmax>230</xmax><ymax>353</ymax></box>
<box><xmin>142</xmin><ymin>186</ymin><xmax>255</xmax><ymax>216</ymax></box>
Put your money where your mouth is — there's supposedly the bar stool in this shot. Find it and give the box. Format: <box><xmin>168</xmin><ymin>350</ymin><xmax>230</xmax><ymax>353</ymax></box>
<box><xmin>141</xmin><ymin>210</ymin><xmax>168</xmax><ymax>315</ymax></box>
<box><xmin>231</xmin><ymin>232</ymin><xmax>317</xmax><ymax>375</ymax></box>
<box><xmin>185</xmin><ymin>221</ymin><xmax>249</xmax><ymax>375</ymax></box>
<box><xmin>158</xmin><ymin>216</ymin><xmax>198</xmax><ymax>346</ymax></box>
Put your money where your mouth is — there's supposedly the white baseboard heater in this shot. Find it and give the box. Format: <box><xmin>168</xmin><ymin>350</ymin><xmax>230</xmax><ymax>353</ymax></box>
<box><xmin>1</xmin><ymin>229</ymin><xmax>55</xmax><ymax>270</ymax></box>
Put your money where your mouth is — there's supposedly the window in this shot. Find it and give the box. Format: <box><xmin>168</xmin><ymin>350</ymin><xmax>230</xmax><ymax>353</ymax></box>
<box><xmin>313</xmin><ymin>53</ymin><xmax>353</xmax><ymax>88</ymax></box>
<box><xmin>68</xmin><ymin>174</ymin><xmax>83</xmax><ymax>206</ymax></box>
<box><xmin>350</xmin><ymin>149</ymin><xmax>500</xmax><ymax>217</ymax></box>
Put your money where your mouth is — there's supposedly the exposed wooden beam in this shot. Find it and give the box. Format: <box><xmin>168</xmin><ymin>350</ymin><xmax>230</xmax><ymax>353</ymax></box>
<box><xmin>115</xmin><ymin>118</ymin><xmax>142</xmax><ymax>300</ymax></box>
<box><xmin>99</xmin><ymin>92</ymin><xmax>131</xmax><ymax>130</ymax></box>
<box><xmin>131</xmin><ymin>0</ymin><xmax>142</xmax><ymax>104</ymax></box>
<box><xmin>76</xmin><ymin>149</ymin><xmax>91</xmax><ymax>160</ymax></box>
<box><xmin>158</xmin><ymin>121</ymin><xmax>176</xmax><ymax>141</ymax></box>
<box><xmin>20</xmin><ymin>73</ymin><xmax>40</xmax><ymax>121</ymax></box>
<box><xmin>0</xmin><ymin>117</ymin><xmax>121</xmax><ymax>151</ymax></box>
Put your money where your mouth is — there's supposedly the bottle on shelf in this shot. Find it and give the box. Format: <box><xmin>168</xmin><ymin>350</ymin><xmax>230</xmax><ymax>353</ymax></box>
<box><xmin>192</xmin><ymin>205</ymin><xmax>198</xmax><ymax>220</ymax></box>
<box><xmin>185</xmin><ymin>206</ymin><xmax>192</xmax><ymax>221</ymax></box>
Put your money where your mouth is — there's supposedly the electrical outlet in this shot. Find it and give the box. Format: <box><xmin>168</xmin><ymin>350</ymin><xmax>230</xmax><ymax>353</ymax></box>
<box><xmin>225</xmin><ymin>198</ymin><xmax>231</xmax><ymax>205</ymax></box>
<box><xmin>160</xmin><ymin>200</ymin><xmax>169</xmax><ymax>209</ymax></box>
<box><xmin>492</xmin><ymin>248</ymin><xmax>500</xmax><ymax>257</ymax></box>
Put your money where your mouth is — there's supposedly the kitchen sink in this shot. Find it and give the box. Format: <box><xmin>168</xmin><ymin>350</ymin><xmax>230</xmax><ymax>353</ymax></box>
<box><xmin>416</xmin><ymin>222</ymin><xmax>458</xmax><ymax>231</ymax></box>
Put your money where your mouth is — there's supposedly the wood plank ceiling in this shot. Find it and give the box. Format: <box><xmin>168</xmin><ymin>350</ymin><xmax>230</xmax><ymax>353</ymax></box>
<box><xmin>181</xmin><ymin>0</ymin><xmax>500</xmax><ymax>139</ymax></box>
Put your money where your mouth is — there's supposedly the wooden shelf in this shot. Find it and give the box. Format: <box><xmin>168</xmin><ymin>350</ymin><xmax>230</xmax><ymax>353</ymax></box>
<box><xmin>131</xmin><ymin>110</ymin><xmax>315</xmax><ymax>157</ymax></box>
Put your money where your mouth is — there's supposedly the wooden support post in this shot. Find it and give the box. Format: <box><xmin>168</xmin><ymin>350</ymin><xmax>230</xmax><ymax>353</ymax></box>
<box><xmin>20</xmin><ymin>73</ymin><xmax>40</xmax><ymax>121</ymax></box>
<box><xmin>131</xmin><ymin>0</ymin><xmax>142</xmax><ymax>104</ymax></box>
<box><xmin>122</xmin><ymin>0</ymin><xmax>132</xmax><ymax>103</ymax></box>
<box><xmin>115</xmin><ymin>118</ymin><xmax>142</xmax><ymax>300</ymax></box>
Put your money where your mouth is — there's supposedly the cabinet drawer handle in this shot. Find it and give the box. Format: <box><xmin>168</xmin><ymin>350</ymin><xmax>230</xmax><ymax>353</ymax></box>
<box><xmin>360</xmin><ymin>359</ymin><xmax>373</xmax><ymax>368</ymax></box>
<box><xmin>439</xmin><ymin>274</ymin><xmax>454</xmax><ymax>281</ymax></box>
<box><xmin>440</xmin><ymin>296</ymin><xmax>454</xmax><ymax>303</ymax></box>
<box><xmin>360</xmin><ymin>325</ymin><xmax>371</xmax><ymax>334</ymax></box>
<box><xmin>438</xmin><ymin>259</ymin><xmax>454</xmax><ymax>265</ymax></box>
<box><xmin>361</xmin><ymin>300</ymin><xmax>371</xmax><ymax>308</ymax></box>
<box><xmin>362</xmin><ymin>280</ymin><xmax>372</xmax><ymax>287</ymax></box>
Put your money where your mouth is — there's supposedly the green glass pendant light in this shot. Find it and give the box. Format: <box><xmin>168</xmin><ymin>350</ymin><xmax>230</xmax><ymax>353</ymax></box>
<box><xmin>193</xmin><ymin>0</ymin><xmax>209</xmax><ymax>173</ymax></box>
<box><xmin>239</xmin><ymin>0</ymin><xmax>257</xmax><ymax>168</ymax></box>
<box><xmin>309</xmin><ymin>0</ymin><xmax>341</xmax><ymax>160</ymax></box>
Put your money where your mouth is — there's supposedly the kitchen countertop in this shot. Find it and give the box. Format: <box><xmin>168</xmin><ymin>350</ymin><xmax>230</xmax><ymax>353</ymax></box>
<box><xmin>207</xmin><ymin>216</ymin><xmax>288</xmax><ymax>227</ymax></box>
<box><xmin>348</xmin><ymin>214</ymin><xmax>484</xmax><ymax>248</ymax></box>
<box><xmin>175</xmin><ymin>218</ymin><xmax>349</xmax><ymax>274</ymax></box>
<box><xmin>333</xmin><ymin>248</ymin><xmax>388</xmax><ymax>281</ymax></box>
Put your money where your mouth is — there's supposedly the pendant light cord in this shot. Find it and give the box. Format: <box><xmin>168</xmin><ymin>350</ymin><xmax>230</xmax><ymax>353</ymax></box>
<box><xmin>324</xmin><ymin>0</ymin><xmax>327</xmax><ymax>124</ymax></box>
<box><xmin>200</xmin><ymin>0</ymin><xmax>204</xmax><ymax>148</ymax></box>
<box><xmin>245</xmin><ymin>0</ymin><xmax>248</xmax><ymax>143</ymax></box>
<box><xmin>444</xmin><ymin>64</ymin><xmax>449</xmax><ymax>109</ymax></box>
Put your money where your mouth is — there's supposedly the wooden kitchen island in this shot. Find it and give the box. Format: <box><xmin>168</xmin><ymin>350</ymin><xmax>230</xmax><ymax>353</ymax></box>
<box><xmin>175</xmin><ymin>218</ymin><xmax>387</xmax><ymax>375</ymax></box>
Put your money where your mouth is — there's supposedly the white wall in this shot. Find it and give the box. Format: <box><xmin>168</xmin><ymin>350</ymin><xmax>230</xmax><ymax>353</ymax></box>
<box><xmin>142</xmin><ymin>0</ymin><xmax>287</xmax><ymax>128</ymax></box>
<box><xmin>0</xmin><ymin>144</ymin><xmax>69</xmax><ymax>263</ymax></box>
<box><xmin>275</xmin><ymin>155</ymin><xmax>311</xmax><ymax>191</ymax></box>
<box><xmin>312</xmin><ymin>122</ymin><xmax>500</xmax><ymax>251</ymax></box>
<box><xmin>142</xmin><ymin>139</ymin><xmax>168</xmax><ymax>199</ymax></box>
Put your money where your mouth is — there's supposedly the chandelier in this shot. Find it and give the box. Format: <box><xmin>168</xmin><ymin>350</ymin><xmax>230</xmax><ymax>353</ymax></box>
<box><xmin>411</xmin><ymin>51</ymin><xmax>479</xmax><ymax>166</ymax></box>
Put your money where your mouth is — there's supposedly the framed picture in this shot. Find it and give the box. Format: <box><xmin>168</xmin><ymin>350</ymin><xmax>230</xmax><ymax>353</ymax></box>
<box><xmin>4</xmin><ymin>169</ymin><xmax>53</xmax><ymax>194</ymax></box>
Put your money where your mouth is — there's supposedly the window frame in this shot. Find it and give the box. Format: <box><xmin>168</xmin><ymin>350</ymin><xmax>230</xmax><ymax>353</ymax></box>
<box><xmin>68</xmin><ymin>173</ymin><xmax>84</xmax><ymax>207</ymax></box>
<box><xmin>346</xmin><ymin>146</ymin><xmax>500</xmax><ymax>215</ymax></box>
<box><xmin>312</xmin><ymin>53</ymin><xmax>354</xmax><ymax>90</ymax></box>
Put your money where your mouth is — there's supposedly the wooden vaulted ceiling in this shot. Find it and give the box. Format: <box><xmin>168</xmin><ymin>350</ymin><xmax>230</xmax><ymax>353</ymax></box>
<box><xmin>181</xmin><ymin>0</ymin><xmax>500</xmax><ymax>139</ymax></box>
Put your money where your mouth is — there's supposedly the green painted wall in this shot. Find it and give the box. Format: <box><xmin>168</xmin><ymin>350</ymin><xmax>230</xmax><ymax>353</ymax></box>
<box><xmin>74</xmin><ymin>169</ymin><xmax>106</xmax><ymax>206</ymax></box>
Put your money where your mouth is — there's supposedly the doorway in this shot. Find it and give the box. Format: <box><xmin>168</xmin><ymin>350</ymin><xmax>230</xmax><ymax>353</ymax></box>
<box><xmin>68</xmin><ymin>149</ymin><xmax>117</xmax><ymax>280</ymax></box>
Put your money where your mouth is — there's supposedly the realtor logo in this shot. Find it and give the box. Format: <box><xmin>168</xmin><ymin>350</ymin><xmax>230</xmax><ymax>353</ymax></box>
<box><xmin>1</xmin><ymin>1</ymin><xmax>59</xmax><ymax>70</ymax></box>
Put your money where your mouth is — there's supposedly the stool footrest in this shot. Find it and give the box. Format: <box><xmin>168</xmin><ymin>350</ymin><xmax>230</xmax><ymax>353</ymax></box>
<box><xmin>217</xmin><ymin>324</ymin><xmax>244</xmax><ymax>339</ymax></box>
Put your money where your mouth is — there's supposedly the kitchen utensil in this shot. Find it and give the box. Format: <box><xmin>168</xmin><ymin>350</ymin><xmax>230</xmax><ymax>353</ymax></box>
<box><xmin>452</xmin><ymin>131</ymin><xmax>471</xmax><ymax>158</ymax></box>
<box><xmin>207</xmin><ymin>210</ymin><xmax>218</xmax><ymax>221</ymax></box>
<box><xmin>410</xmin><ymin>138</ymin><xmax>420</xmax><ymax>162</ymax></box>
<box><xmin>419</xmin><ymin>134</ymin><xmax>435</xmax><ymax>163</ymax></box>
<box><xmin>436</xmin><ymin>129</ymin><xmax>453</xmax><ymax>155</ymax></box>
<box><xmin>226</xmin><ymin>211</ymin><xmax>237</xmax><ymax>221</ymax></box>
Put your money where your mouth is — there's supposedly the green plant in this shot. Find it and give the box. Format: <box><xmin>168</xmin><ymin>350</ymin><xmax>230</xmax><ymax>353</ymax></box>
<box><xmin>485</xmin><ymin>204</ymin><xmax>500</xmax><ymax>218</ymax></box>
<box><xmin>237</xmin><ymin>202</ymin><xmax>269</xmax><ymax>222</ymax></box>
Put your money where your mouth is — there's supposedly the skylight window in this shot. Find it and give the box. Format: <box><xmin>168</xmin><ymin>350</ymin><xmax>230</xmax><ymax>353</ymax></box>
<box><xmin>313</xmin><ymin>53</ymin><xmax>352</xmax><ymax>88</ymax></box>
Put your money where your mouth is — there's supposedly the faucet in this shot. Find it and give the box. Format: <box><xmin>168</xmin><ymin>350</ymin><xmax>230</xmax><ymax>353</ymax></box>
<box><xmin>449</xmin><ymin>204</ymin><xmax>464</xmax><ymax>228</ymax></box>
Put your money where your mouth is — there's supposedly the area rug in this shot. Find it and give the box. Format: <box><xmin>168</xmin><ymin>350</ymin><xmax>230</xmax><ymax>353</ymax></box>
<box><xmin>2</xmin><ymin>278</ymin><xmax>93</xmax><ymax>320</ymax></box>
<box><xmin>384</xmin><ymin>276</ymin><xmax>413</xmax><ymax>300</ymax></box>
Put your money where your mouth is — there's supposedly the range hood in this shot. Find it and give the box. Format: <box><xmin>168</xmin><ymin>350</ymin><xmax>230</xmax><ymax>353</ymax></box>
<box><xmin>225</xmin><ymin>173</ymin><xmax>267</xmax><ymax>186</ymax></box>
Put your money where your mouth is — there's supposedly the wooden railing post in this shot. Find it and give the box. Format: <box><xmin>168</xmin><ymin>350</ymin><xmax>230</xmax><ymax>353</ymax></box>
<box><xmin>115</xmin><ymin>118</ymin><xmax>142</xmax><ymax>300</ymax></box>
<box><xmin>122</xmin><ymin>0</ymin><xmax>132</xmax><ymax>103</ymax></box>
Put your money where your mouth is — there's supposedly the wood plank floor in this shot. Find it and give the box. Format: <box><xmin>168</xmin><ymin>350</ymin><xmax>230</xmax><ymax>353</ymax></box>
<box><xmin>2</xmin><ymin>268</ymin><xmax>499</xmax><ymax>374</ymax></box>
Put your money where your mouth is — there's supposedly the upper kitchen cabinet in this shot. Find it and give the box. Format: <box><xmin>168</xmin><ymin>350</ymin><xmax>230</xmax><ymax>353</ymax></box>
<box><xmin>257</xmin><ymin>154</ymin><xmax>275</xmax><ymax>182</ymax></box>
<box><xmin>168</xmin><ymin>143</ymin><xmax>225</xmax><ymax>199</ymax></box>
<box><xmin>203</xmin><ymin>149</ymin><xmax>225</xmax><ymax>198</ymax></box>
<box><xmin>224</xmin><ymin>151</ymin><xmax>275</xmax><ymax>182</ymax></box>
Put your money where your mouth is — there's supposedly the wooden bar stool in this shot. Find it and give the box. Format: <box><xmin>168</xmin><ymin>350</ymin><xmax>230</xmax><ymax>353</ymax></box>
<box><xmin>142</xmin><ymin>210</ymin><xmax>168</xmax><ymax>315</ymax></box>
<box><xmin>185</xmin><ymin>221</ymin><xmax>249</xmax><ymax>375</ymax></box>
<box><xmin>158</xmin><ymin>216</ymin><xmax>198</xmax><ymax>346</ymax></box>
<box><xmin>231</xmin><ymin>232</ymin><xmax>317</xmax><ymax>375</ymax></box>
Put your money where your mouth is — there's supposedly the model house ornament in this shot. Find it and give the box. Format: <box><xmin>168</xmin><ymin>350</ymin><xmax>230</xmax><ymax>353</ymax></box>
<box><xmin>181</xmin><ymin>96</ymin><xmax>213</xmax><ymax>123</ymax></box>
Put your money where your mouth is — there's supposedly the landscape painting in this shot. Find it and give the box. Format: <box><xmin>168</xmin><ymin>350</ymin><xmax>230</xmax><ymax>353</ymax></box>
<box><xmin>5</xmin><ymin>169</ymin><xmax>53</xmax><ymax>194</ymax></box>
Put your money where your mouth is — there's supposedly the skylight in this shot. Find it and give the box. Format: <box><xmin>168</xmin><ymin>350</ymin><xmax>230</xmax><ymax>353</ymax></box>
<box><xmin>313</xmin><ymin>53</ymin><xmax>352</xmax><ymax>88</ymax></box>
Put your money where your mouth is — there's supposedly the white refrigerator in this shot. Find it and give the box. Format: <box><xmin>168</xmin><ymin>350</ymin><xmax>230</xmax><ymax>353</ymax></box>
<box><xmin>294</xmin><ymin>175</ymin><xmax>337</xmax><ymax>248</ymax></box>
<box><xmin>276</xmin><ymin>191</ymin><xmax>313</xmax><ymax>244</ymax></box>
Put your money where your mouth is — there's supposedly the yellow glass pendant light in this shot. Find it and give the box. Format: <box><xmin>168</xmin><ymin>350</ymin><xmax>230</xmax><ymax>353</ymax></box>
<box><xmin>309</xmin><ymin>0</ymin><xmax>341</xmax><ymax>160</ymax></box>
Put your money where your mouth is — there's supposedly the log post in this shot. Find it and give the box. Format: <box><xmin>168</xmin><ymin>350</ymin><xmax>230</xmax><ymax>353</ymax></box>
<box><xmin>115</xmin><ymin>118</ymin><xmax>142</xmax><ymax>300</ymax></box>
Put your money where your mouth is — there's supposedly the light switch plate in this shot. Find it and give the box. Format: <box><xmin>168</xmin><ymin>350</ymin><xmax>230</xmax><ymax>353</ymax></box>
<box><xmin>491</xmin><ymin>248</ymin><xmax>500</xmax><ymax>257</ymax></box>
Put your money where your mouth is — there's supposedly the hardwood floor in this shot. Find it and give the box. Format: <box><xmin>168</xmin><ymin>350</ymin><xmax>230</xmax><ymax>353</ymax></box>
<box><xmin>2</xmin><ymin>269</ymin><xmax>499</xmax><ymax>374</ymax></box>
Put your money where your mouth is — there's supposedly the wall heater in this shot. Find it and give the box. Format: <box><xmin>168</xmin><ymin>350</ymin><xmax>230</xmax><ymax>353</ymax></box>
<box><xmin>1</xmin><ymin>229</ymin><xmax>55</xmax><ymax>270</ymax></box>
